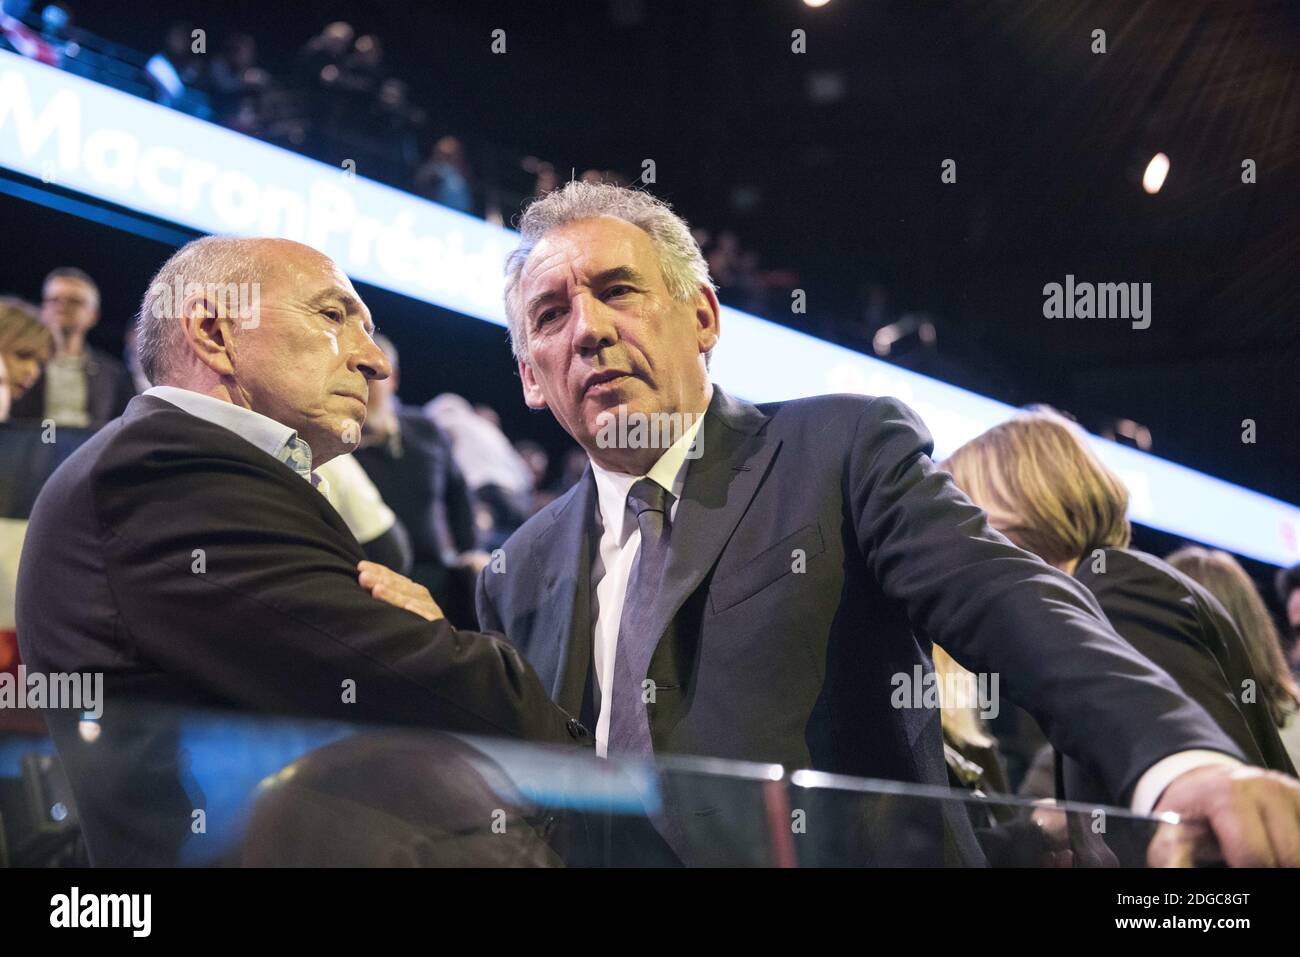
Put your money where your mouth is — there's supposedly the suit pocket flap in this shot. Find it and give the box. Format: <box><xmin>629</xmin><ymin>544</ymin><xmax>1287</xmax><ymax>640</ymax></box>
<box><xmin>709</xmin><ymin>523</ymin><xmax>824</xmax><ymax>614</ymax></box>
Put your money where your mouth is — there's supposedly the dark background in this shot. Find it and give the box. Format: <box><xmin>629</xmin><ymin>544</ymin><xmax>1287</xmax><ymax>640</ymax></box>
<box><xmin>3</xmin><ymin>0</ymin><xmax>1297</xmax><ymax>510</ymax></box>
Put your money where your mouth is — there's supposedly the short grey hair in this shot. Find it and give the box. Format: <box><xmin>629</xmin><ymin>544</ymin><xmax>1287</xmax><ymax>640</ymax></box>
<box><xmin>503</xmin><ymin>182</ymin><xmax>714</xmax><ymax>362</ymax></box>
<box><xmin>135</xmin><ymin>236</ymin><xmax>270</xmax><ymax>385</ymax></box>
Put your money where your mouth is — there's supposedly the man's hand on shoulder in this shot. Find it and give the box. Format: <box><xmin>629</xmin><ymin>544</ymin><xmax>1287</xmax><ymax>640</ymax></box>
<box><xmin>1150</xmin><ymin>763</ymin><xmax>1300</xmax><ymax>866</ymax></box>
<box><xmin>358</xmin><ymin>560</ymin><xmax>444</xmax><ymax>622</ymax></box>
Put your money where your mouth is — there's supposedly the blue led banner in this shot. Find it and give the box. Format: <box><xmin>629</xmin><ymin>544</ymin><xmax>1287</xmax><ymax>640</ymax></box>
<box><xmin>2</xmin><ymin>49</ymin><xmax>1296</xmax><ymax>565</ymax></box>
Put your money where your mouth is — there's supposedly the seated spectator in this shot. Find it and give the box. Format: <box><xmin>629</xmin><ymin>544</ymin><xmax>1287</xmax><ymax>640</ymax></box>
<box><xmin>513</xmin><ymin>439</ymin><xmax>553</xmax><ymax>513</ymax></box>
<box><xmin>161</xmin><ymin>21</ymin><xmax>207</xmax><ymax>87</ymax></box>
<box><xmin>942</xmin><ymin>407</ymin><xmax>1297</xmax><ymax>807</ymax></box>
<box><xmin>207</xmin><ymin>32</ymin><xmax>270</xmax><ymax>123</ymax></box>
<box><xmin>0</xmin><ymin>296</ymin><xmax>54</xmax><ymax>409</ymax></box>
<box><xmin>315</xmin><ymin>452</ymin><xmax>413</xmax><ymax>576</ymax></box>
<box><xmin>527</xmin><ymin>158</ymin><xmax>559</xmax><ymax>198</ymax></box>
<box><xmin>11</xmin><ymin>268</ymin><xmax>133</xmax><ymax>427</ymax></box>
<box><xmin>369</xmin><ymin>79</ymin><xmax>427</xmax><ymax>171</ymax></box>
<box><xmin>415</xmin><ymin>136</ymin><xmax>475</xmax><ymax>213</ymax></box>
<box><xmin>1168</xmin><ymin>546</ymin><xmax>1300</xmax><ymax>772</ymax></box>
<box><xmin>335</xmin><ymin>33</ymin><xmax>387</xmax><ymax>101</ymax></box>
<box><xmin>353</xmin><ymin>335</ymin><xmax>483</xmax><ymax>625</ymax></box>
<box><xmin>297</xmin><ymin>20</ymin><xmax>354</xmax><ymax>86</ymax></box>
<box><xmin>424</xmin><ymin>393</ymin><xmax>534</xmax><ymax>550</ymax></box>
<box><xmin>578</xmin><ymin>168</ymin><xmax>629</xmax><ymax>187</ymax></box>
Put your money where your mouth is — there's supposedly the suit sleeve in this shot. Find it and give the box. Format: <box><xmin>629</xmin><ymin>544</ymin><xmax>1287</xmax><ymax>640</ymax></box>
<box><xmin>93</xmin><ymin>440</ymin><xmax>578</xmax><ymax>745</ymax></box>
<box><xmin>1077</xmin><ymin>560</ymin><xmax>1272</xmax><ymax>767</ymax></box>
<box><xmin>848</xmin><ymin>396</ymin><xmax>1245</xmax><ymax>803</ymax></box>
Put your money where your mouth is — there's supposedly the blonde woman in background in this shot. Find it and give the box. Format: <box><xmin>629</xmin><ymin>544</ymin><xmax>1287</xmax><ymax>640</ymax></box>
<box><xmin>1167</xmin><ymin>546</ymin><xmax>1300</xmax><ymax>771</ymax></box>
<box><xmin>0</xmin><ymin>297</ymin><xmax>54</xmax><ymax>409</ymax></box>
<box><xmin>942</xmin><ymin>407</ymin><xmax>1296</xmax><ymax>806</ymax></box>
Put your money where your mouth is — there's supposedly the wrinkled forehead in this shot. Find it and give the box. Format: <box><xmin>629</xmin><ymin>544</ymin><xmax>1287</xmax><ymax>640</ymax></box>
<box><xmin>266</xmin><ymin>250</ymin><xmax>371</xmax><ymax>323</ymax></box>
<box><xmin>265</xmin><ymin>248</ymin><xmax>350</xmax><ymax>296</ymax></box>
<box><xmin>520</xmin><ymin>217</ymin><xmax>661</xmax><ymax>294</ymax></box>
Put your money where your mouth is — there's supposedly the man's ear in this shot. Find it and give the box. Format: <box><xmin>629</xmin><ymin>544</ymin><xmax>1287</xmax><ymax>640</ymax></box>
<box><xmin>518</xmin><ymin>357</ymin><xmax>548</xmax><ymax>410</ymax></box>
<box><xmin>694</xmin><ymin>284</ymin><xmax>721</xmax><ymax>356</ymax></box>
<box><xmin>180</xmin><ymin>291</ymin><xmax>236</xmax><ymax>377</ymax></box>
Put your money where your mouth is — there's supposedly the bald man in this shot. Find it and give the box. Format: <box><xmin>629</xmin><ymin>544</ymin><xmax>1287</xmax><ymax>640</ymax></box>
<box><xmin>15</xmin><ymin>237</ymin><xmax>587</xmax><ymax>864</ymax></box>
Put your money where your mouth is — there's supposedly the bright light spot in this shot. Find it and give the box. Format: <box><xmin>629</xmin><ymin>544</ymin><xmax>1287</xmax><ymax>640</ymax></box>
<box><xmin>1142</xmin><ymin>152</ymin><xmax>1170</xmax><ymax>194</ymax></box>
<box><xmin>803</xmin><ymin>0</ymin><xmax>832</xmax><ymax>7</ymax></box>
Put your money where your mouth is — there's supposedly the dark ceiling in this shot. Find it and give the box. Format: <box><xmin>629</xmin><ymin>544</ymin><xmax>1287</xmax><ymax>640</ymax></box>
<box><xmin>5</xmin><ymin>0</ymin><xmax>1298</xmax><ymax>503</ymax></box>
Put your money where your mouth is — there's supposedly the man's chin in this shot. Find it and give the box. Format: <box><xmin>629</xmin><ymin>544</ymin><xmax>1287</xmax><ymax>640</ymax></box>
<box><xmin>301</xmin><ymin>414</ymin><xmax>363</xmax><ymax>457</ymax></box>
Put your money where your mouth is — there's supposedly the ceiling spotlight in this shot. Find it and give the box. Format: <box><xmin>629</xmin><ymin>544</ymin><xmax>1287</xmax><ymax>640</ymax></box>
<box><xmin>803</xmin><ymin>0</ymin><xmax>832</xmax><ymax>8</ymax></box>
<box><xmin>1142</xmin><ymin>152</ymin><xmax>1170</xmax><ymax>194</ymax></box>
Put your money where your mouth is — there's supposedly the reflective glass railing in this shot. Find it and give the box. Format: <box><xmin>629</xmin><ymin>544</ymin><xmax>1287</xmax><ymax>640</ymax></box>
<box><xmin>0</xmin><ymin>705</ymin><xmax>1206</xmax><ymax>867</ymax></box>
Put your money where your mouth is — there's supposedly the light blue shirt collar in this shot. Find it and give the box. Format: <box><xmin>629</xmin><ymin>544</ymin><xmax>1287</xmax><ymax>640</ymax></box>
<box><xmin>144</xmin><ymin>385</ymin><xmax>316</xmax><ymax>483</ymax></box>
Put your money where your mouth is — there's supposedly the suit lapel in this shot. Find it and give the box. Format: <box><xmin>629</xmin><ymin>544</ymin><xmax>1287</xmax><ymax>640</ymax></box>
<box><xmin>640</xmin><ymin>387</ymin><xmax>778</xmax><ymax>657</ymax></box>
<box><xmin>531</xmin><ymin>388</ymin><xmax>776</xmax><ymax>713</ymax></box>
<box><xmin>528</xmin><ymin>469</ymin><xmax>599</xmax><ymax>715</ymax></box>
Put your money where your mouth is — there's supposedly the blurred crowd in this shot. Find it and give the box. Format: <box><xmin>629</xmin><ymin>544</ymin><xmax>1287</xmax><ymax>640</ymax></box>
<box><xmin>0</xmin><ymin>6</ymin><xmax>802</xmax><ymax>329</ymax></box>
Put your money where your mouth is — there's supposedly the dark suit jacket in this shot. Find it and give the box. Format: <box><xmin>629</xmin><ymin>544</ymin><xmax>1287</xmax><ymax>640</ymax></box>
<box><xmin>16</xmin><ymin>394</ymin><xmax>586</xmax><ymax>864</ymax></box>
<box><xmin>478</xmin><ymin>387</ymin><xmax>1244</xmax><ymax>863</ymax></box>
<box><xmin>9</xmin><ymin>344</ymin><xmax>135</xmax><ymax>426</ymax></box>
<box><xmin>1064</xmin><ymin>548</ymin><xmax>1297</xmax><ymax>804</ymax></box>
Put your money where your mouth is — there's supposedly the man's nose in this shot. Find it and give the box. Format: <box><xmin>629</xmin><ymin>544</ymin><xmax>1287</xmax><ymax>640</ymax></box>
<box><xmin>352</xmin><ymin>336</ymin><xmax>392</xmax><ymax>381</ymax></box>
<box><xmin>572</xmin><ymin>293</ymin><xmax>618</xmax><ymax>354</ymax></box>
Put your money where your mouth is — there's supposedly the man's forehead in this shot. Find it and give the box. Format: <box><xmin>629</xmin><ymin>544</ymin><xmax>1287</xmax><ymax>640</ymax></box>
<box><xmin>522</xmin><ymin>217</ymin><xmax>656</xmax><ymax>288</ymax></box>
<box><xmin>276</xmin><ymin>257</ymin><xmax>372</xmax><ymax>323</ymax></box>
<box><xmin>280</xmin><ymin>257</ymin><xmax>355</xmax><ymax>298</ymax></box>
<box><xmin>45</xmin><ymin>275</ymin><xmax>95</xmax><ymax>296</ymax></box>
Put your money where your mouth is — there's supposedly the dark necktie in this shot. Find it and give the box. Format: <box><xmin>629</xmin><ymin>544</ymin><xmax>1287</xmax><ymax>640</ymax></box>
<box><xmin>607</xmin><ymin>477</ymin><xmax>673</xmax><ymax>757</ymax></box>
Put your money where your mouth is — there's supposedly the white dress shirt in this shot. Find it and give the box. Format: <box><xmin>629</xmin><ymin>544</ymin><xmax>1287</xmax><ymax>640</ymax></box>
<box><xmin>588</xmin><ymin>412</ymin><xmax>706</xmax><ymax>757</ymax></box>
